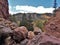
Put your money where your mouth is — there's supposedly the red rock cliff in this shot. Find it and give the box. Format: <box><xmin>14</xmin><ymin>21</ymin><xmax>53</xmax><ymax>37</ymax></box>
<box><xmin>44</xmin><ymin>7</ymin><xmax>60</xmax><ymax>38</ymax></box>
<box><xmin>0</xmin><ymin>0</ymin><xmax>9</xmax><ymax>19</ymax></box>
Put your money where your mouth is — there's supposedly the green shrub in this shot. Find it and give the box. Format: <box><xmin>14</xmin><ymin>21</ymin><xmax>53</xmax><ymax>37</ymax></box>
<box><xmin>33</xmin><ymin>20</ymin><xmax>45</xmax><ymax>31</ymax></box>
<box><xmin>20</xmin><ymin>20</ymin><xmax>34</xmax><ymax>31</ymax></box>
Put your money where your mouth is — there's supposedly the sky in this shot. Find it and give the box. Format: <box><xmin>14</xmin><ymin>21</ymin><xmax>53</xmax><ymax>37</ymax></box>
<box><xmin>8</xmin><ymin>0</ymin><xmax>60</xmax><ymax>14</ymax></box>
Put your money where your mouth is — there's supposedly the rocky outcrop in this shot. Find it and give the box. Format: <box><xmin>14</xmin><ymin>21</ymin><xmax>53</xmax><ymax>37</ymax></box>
<box><xmin>0</xmin><ymin>17</ymin><xmax>18</xmax><ymax>45</ymax></box>
<box><xmin>0</xmin><ymin>0</ymin><xmax>9</xmax><ymax>19</ymax></box>
<box><xmin>44</xmin><ymin>7</ymin><xmax>60</xmax><ymax>38</ymax></box>
<box><xmin>1</xmin><ymin>16</ymin><xmax>60</xmax><ymax>45</ymax></box>
<box><xmin>1</xmin><ymin>8</ymin><xmax>60</xmax><ymax>45</ymax></box>
<box><xmin>26</xmin><ymin>7</ymin><xmax>60</xmax><ymax>45</ymax></box>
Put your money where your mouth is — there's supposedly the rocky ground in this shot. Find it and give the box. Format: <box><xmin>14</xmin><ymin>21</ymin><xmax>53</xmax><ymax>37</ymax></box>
<box><xmin>0</xmin><ymin>15</ymin><xmax>60</xmax><ymax>45</ymax></box>
<box><xmin>1</xmin><ymin>0</ymin><xmax>60</xmax><ymax>45</ymax></box>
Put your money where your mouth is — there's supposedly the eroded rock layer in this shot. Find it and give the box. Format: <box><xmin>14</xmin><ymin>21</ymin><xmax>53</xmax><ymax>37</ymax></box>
<box><xmin>44</xmin><ymin>7</ymin><xmax>60</xmax><ymax>38</ymax></box>
<box><xmin>0</xmin><ymin>0</ymin><xmax>9</xmax><ymax>19</ymax></box>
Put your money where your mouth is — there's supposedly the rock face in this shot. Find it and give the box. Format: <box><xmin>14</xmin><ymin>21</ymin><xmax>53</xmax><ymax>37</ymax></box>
<box><xmin>26</xmin><ymin>33</ymin><xmax>60</xmax><ymax>45</ymax></box>
<box><xmin>44</xmin><ymin>7</ymin><xmax>60</xmax><ymax>38</ymax></box>
<box><xmin>0</xmin><ymin>17</ymin><xmax>18</xmax><ymax>45</ymax></box>
<box><xmin>0</xmin><ymin>0</ymin><xmax>9</xmax><ymax>19</ymax></box>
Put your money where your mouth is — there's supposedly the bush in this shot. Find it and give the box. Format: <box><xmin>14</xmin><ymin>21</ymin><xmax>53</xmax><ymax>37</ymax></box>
<box><xmin>20</xmin><ymin>20</ymin><xmax>34</xmax><ymax>31</ymax></box>
<box><xmin>33</xmin><ymin>20</ymin><xmax>45</xmax><ymax>31</ymax></box>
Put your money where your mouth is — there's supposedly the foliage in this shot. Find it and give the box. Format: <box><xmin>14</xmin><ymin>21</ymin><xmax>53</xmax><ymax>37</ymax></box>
<box><xmin>33</xmin><ymin>19</ymin><xmax>45</xmax><ymax>30</ymax></box>
<box><xmin>9</xmin><ymin>15</ymin><xmax>17</xmax><ymax>22</ymax></box>
<box><xmin>20</xmin><ymin>19</ymin><xmax>34</xmax><ymax>31</ymax></box>
<box><xmin>9</xmin><ymin>15</ymin><xmax>20</xmax><ymax>26</ymax></box>
<box><xmin>9</xmin><ymin>15</ymin><xmax>47</xmax><ymax>31</ymax></box>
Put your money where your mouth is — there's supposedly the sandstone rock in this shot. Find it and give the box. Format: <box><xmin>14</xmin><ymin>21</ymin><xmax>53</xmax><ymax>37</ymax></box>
<box><xmin>27</xmin><ymin>34</ymin><xmax>41</xmax><ymax>45</ymax></box>
<box><xmin>0</xmin><ymin>0</ymin><xmax>9</xmax><ymax>19</ymax></box>
<box><xmin>28</xmin><ymin>31</ymin><xmax>35</xmax><ymax>39</ymax></box>
<box><xmin>0</xmin><ymin>26</ymin><xmax>13</xmax><ymax>45</ymax></box>
<box><xmin>20</xmin><ymin>39</ymin><xmax>28</xmax><ymax>45</ymax></box>
<box><xmin>13</xmin><ymin>26</ymin><xmax>28</xmax><ymax>43</ymax></box>
<box><xmin>4</xmin><ymin>20</ymin><xmax>11</xmax><ymax>24</ymax></box>
<box><xmin>34</xmin><ymin>27</ymin><xmax>42</xmax><ymax>35</ymax></box>
<box><xmin>14</xmin><ymin>26</ymin><xmax>28</xmax><ymax>37</ymax></box>
<box><xmin>5</xmin><ymin>36</ymin><xmax>11</xmax><ymax>45</ymax></box>
<box><xmin>40</xmin><ymin>41</ymin><xmax>59</xmax><ymax>45</ymax></box>
<box><xmin>27</xmin><ymin>32</ymin><xmax>60</xmax><ymax>45</ymax></box>
<box><xmin>0</xmin><ymin>17</ymin><xmax>18</xmax><ymax>30</ymax></box>
<box><xmin>44</xmin><ymin>7</ymin><xmax>60</xmax><ymax>39</ymax></box>
<box><xmin>10</xmin><ymin>22</ymin><xmax>18</xmax><ymax>30</ymax></box>
<box><xmin>0</xmin><ymin>18</ymin><xmax>5</xmax><ymax>21</ymax></box>
<box><xmin>0</xmin><ymin>18</ymin><xmax>16</xmax><ymax>45</ymax></box>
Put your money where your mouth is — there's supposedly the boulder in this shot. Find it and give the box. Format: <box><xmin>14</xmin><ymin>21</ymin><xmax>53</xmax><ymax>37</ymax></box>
<box><xmin>13</xmin><ymin>26</ymin><xmax>28</xmax><ymax>43</ymax></box>
<box><xmin>10</xmin><ymin>22</ymin><xmax>18</xmax><ymax>30</ymax></box>
<box><xmin>34</xmin><ymin>27</ymin><xmax>42</xmax><ymax>35</ymax></box>
<box><xmin>27</xmin><ymin>32</ymin><xmax>60</xmax><ymax>45</ymax></box>
<box><xmin>28</xmin><ymin>31</ymin><xmax>35</xmax><ymax>39</ymax></box>
<box><xmin>0</xmin><ymin>26</ymin><xmax>13</xmax><ymax>45</ymax></box>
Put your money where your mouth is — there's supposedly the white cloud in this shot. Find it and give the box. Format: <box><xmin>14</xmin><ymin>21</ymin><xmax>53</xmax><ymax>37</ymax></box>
<box><xmin>9</xmin><ymin>6</ymin><xmax>12</xmax><ymax>10</ymax></box>
<box><xmin>9</xmin><ymin>11</ymin><xmax>19</xmax><ymax>15</ymax></box>
<box><xmin>9</xmin><ymin>6</ymin><xmax>20</xmax><ymax>15</ymax></box>
<box><xmin>9</xmin><ymin>5</ymin><xmax>55</xmax><ymax>14</ymax></box>
<box><xmin>16</xmin><ymin>5</ymin><xmax>54</xmax><ymax>13</ymax></box>
<box><xmin>9</xmin><ymin>6</ymin><xmax>13</xmax><ymax>15</ymax></box>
